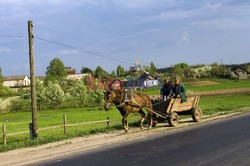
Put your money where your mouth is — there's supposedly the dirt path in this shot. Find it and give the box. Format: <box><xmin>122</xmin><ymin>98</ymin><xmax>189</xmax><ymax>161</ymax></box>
<box><xmin>0</xmin><ymin>109</ymin><xmax>249</xmax><ymax>166</ymax></box>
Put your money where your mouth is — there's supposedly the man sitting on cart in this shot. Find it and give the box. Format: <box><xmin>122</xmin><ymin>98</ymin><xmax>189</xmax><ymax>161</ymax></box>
<box><xmin>173</xmin><ymin>77</ymin><xmax>187</xmax><ymax>103</ymax></box>
<box><xmin>160</xmin><ymin>79</ymin><xmax>173</xmax><ymax>100</ymax></box>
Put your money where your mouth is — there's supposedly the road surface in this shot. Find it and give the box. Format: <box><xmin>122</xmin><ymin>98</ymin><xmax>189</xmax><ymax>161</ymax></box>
<box><xmin>36</xmin><ymin>113</ymin><xmax>250</xmax><ymax>166</ymax></box>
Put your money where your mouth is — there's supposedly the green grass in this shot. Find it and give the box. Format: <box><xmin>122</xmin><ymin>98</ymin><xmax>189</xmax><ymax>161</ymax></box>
<box><xmin>0</xmin><ymin>106</ymin><xmax>141</xmax><ymax>152</ymax></box>
<box><xmin>200</xmin><ymin>94</ymin><xmax>250</xmax><ymax>115</ymax></box>
<box><xmin>1</xmin><ymin>93</ymin><xmax>250</xmax><ymax>152</ymax></box>
<box><xmin>185</xmin><ymin>79</ymin><xmax>250</xmax><ymax>92</ymax></box>
<box><xmin>141</xmin><ymin>79</ymin><xmax>250</xmax><ymax>95</ymax></box>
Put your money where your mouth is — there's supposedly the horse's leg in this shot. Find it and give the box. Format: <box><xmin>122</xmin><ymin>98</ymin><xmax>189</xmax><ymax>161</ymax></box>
<box><xmin>146</xmin><ymin>110</ymin><xmax>153</xmax><ymax>129</ymax></box>
<box><xmin>138</xmin><ymin>109</ymin><xmax>146</xmax><ymax>129</ymax></box>
<box><xmin>122</xmin><ymin>112</ymin><xmax>130</xmax><ymax>132</ymax></box>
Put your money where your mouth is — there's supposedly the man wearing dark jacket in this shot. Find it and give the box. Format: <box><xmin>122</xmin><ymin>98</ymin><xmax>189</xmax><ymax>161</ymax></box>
<box><xmin>161</xmin><ymin>79</ymin><xmax>173</xmax><ymax>100</ymax></box>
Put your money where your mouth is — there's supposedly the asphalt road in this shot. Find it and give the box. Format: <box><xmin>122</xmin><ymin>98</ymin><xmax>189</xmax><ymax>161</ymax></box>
<box><xmin>37</xmin><ymin>113</ymin><xmax>250</xmax><ymax>166</ymax></box>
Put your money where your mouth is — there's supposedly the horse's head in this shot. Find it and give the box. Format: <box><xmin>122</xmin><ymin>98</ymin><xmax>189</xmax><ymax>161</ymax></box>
<box><xmin>104</xmin><ymin>90</ymin><xmax>115</xmax><ymax>111</ymax></box>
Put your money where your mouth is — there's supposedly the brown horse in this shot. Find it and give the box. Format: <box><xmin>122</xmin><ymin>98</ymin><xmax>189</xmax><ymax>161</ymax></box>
<box><xmin>104</xmin><ymin>90</ymin><xmax>153</xmax><ymax>132</ymax></box>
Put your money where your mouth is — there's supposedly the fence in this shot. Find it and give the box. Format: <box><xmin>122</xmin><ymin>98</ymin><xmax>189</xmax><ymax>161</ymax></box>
<box><xmin>1</xmin><ymin>115</ymin><xmax>110</xmax><ymax>146</ymax></box>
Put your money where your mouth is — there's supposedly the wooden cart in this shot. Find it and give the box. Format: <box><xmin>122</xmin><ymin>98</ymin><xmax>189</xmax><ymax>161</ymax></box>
<box><xmin>151</xmin><ymin>96</ymin><xmax>202</xmax><ymax>127</ymax></box>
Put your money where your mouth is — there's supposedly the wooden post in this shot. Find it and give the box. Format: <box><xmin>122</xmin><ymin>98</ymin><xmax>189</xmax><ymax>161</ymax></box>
<box><xmin>107</xmin><ymin>117</ymin><xmax>110</xmax><ymax>128</ymax></box>
<box><xmin>2</xmin><ymin>124</ymin><xmax>6</xmax><ymax>146</ymax></box>
<box><xmin>63</xmin><ymin>115</ymin><xmax>67</xmax><ymax>135</ymax></box>
<box><xmin>28</xmin><ymin>20</ymin><xmax>38</xmax><ymax>139</ymax></box>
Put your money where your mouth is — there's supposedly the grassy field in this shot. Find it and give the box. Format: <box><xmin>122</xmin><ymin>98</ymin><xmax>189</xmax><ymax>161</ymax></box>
<box><xmin>141</xmin><ymin>79</ymin><xmax>250</xmax><ymax>95</ymax></box>
<box><xmin>0</xmin><ymin>106</ymin><xmax>140</xmax><ymax>152</ymax></box>
<box><xmin>1</xmin><ymin>93</ymin><xmax>250</xmax><ymax>152</ymax></box>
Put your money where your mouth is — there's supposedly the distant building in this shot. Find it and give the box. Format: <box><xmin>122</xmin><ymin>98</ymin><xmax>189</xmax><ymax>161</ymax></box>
<box><xmin>137</xmin><ymin>72</ymin><xmax>159</xmax><ymax>89</ymax></box>
<box><xmin>66</xmin><ymin>73</ymin><xmax>90</xmax><ymax>80</ymax></box>
<box><xmin>65</xmin><ymin>67</ymin><xmax>76</xmax><ymax>75</ymax></box>
<box><xmin>230</xmin><ymin>66</ymin><xmax>249</xmax><ymax>79</ymax></box>
<box><xmin>3</xmin><ymin>75</ymin><xmax>30</xmax><ymax>88</ymax></box>
<box><xmin>65</xmin><ymin>66</ymin><xmax>91</xmax><ymax>80</ymax></box>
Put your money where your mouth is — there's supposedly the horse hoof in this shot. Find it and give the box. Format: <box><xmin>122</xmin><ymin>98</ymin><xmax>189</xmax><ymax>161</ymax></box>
<box><xmin>148</xmin><ymin>126</ymin><xmax>152</xmax><ymax>130</ymax></box>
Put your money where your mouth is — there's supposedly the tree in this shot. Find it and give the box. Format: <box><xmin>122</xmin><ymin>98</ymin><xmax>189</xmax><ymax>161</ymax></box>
<box><xmin>45</xmin><ymin>58</ymin><xmax>67</xmax><ymax>83</ymax></box>
<box><xmin>116</xmin><ymin>65</ymin><xmax>125</xmax><ymax>77</ymax></box>
<box><xmin>211</xmin><ymin>64</ymin><xmax>230</xmax><ymax>78</ymax></box>
<box><xmin>81</xmin><ymin>66</ymin><xmax>93</xmax><ymax>76</ymax></box>
<box><xmin>0</xmin><ymin>67</ymin><xmax>2</xmax><ymax>85</ymax></box>
<box><xmin>45</xmin><ymin>81</ymin><xmax>65</xmax><ymax>108</ymax></box>
<box><xmin>68</xmin><ymin>80</ymin><xmax>87</xmax><ymax>106</ymax></box>
<box><xmin>149</xmin><ymin>62</ymin><xmax>157</xmax><ymax>74</ymax></box>
<box><xmin>87</xmin><ymin>88</ymin><xmax>104</xmax><ymax>105</ymax></box>
<box><xmin>36</xmin><ymin>78</ymin><xmax>46</xmax><ymax>110</ymax></box>
<box><xmin>111</xmin><ymin>70</ymin><xmax>116</xmax><ymax>78</ymax></box>
<box><xmin>170</xmin><ymin>63</ymin><xmax>194</xmax><ymax>80</ymax></box>
<box><xmin>95</xmin><ymin>66</ymin><xmax>110</xmax><ymax>78</ymax></box>
<box><xmin>141</xmin><ymin>65</ymin><xmax>149</xmax><ymax>72</ymax></box>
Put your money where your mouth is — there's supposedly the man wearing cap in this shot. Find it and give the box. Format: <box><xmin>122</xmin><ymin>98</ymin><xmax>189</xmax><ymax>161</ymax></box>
<box><xmin>173</xmin><ymin>77</ymin><xmax>187</xmax><ymax>103</ymax></box>
<box><xmin>160</xmin><ymin>79</ymin><xmax>173</xmax><ymax>100</ymax></box>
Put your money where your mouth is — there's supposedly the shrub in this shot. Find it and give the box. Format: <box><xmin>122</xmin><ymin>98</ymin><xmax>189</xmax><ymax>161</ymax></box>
<box><xmin>8</xmin><ymin>99</ymin><xmax>30</xmax><ymax>112</ymax></box>
<box><xmin>0</xmin><ymin>86</ymin><xmax>14</xmax><ymax>97</ymax></box>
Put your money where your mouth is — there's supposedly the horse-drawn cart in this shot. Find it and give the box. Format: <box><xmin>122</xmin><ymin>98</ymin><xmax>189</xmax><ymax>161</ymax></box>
<box><xmin>151</xmin><ymin>96</ymin><xmax>202</xmax><ymax>127</ymax></box>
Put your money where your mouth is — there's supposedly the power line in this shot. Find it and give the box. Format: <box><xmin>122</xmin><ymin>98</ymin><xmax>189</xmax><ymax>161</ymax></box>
<box><xmin>0</xmin><ymin>39</ymin><xmax>27</xmax><ymax>47</ymax></box>
<box><xmin>34</xmin><ymin>24</ymin><xmax>166</xmax><ymax>68</ymax></box>
<box><xmin>35</xmin><ymin>24</ymin><xmax>135</xmax><ymax>63</ymax></box>
<box><xmin>35</xmin><ymin>36</ymin><xmax>134</xmax><ymax>65</ymax></box>
<box><xmin>0</xmin><ymin>35</ymin><xmax>27</xmax><ymax>38</ymax></box>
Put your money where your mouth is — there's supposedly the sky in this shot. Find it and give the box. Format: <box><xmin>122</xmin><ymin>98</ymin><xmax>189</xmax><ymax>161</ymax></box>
<box><xmin>0</xmin><ymin>0</ymin><xmax>250</xmax><ymax>76</ymax></box>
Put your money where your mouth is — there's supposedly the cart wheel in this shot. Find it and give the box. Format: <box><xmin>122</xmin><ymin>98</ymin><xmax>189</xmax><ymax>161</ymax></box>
<box><xmin>168</xmin><ymin>112</ymin><xmax>179</xmax><ymax>127</ymax></box>
<box><xmin>192</xmin><ymin>107</ymin><xmax>202</xmax><ymax>122</ymax></box>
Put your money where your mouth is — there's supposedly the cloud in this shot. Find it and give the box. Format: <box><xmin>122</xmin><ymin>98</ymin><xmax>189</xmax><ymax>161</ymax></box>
<box><xmin>0</xmin><ymin>48</ymin><xmax>11</xmax><ymax>53</ymax></box>
<box><xmin>191</xmin><ymin>19</ymin><xmax>244</xmax><ymax>30</ymax></box>
<box><xmin>59</xmin><ymin>49</ymin><xmax>79</xmax><ymax>55</ymax></box>
<box><xmin>180</xmin><ymin>32</ymin><xmax>190</xmax><ymax>43</ymax></box>
<box><xmin>112</xmin><ymin>0</ymin><xmax>174</xmax><ymax>9</ymax></box>
<box><xmin>144</xmin><ymin>9</ymin><xmax>192</xmax><ymax>21</ymax></box>
<box><xmin>202</xmin><ymin>3</ymin><xmax>222</xmax><ymax>11</ymax></box>
<box><xmin>12</xmin><ymin>64</ymin><xmax>29</xmax><ymax>71</ymax></box>
<box><xmin>142</xmin><ymin>2</ymin><xmax>223</xmax><ymax>21</ymax></box>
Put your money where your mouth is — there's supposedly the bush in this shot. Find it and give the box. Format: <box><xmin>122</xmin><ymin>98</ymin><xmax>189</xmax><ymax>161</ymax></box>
<box><xmin>0</xmin><ymin>86</ymin><xmax>14</xmax><ymax>97</ymax></box>
<box><xmin>8</xmin><ymin>99</ymin><xmax>30</xmax><ymax>112</ymax></box>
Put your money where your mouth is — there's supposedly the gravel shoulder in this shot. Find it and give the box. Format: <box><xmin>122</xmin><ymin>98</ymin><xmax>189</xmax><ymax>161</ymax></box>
<box><xmin>1</xmin><ymin>108</ymin><xmax>250</xmax><ymax>166</ymax></box>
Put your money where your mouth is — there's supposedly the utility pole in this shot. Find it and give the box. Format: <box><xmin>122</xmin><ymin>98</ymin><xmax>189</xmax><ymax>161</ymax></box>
<box><xmin>28</xmin><ymin>20</ymin><xmax>38</xmax><ymax>139</ymax></box>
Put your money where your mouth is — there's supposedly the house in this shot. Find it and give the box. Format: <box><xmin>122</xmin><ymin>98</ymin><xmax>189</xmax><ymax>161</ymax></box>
<box><xmin>66</xmin><ymin>73</ymin><xmax>90</xmax><ymax>80</ymax></box>
<box><xmin>65</xmin><ymin>66</ymin><xmax>91</xmax><ymax>80</ymax></box>
<box><xmin>3</xmin><ymin>75</ymin><xmax>30</xmax><ymax>88</ymax></box>
<box><xmin>137</xmin><ymin>72</ymin><xmax>159</xmax><ymax>89</ymax></box>
<box><xmin>230</xmin><ymin>66</ymin><xmax>249</xmax><ymax>79</ymax></box>
<box><xmin>65</xmin><ymin>67</ymin><xmax>76</xmax><ymax>75</ymax></box>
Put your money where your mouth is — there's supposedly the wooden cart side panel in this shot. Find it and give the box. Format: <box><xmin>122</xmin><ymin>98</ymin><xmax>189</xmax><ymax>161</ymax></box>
<box><xmin>166</xmin><ymin>98</ymin><xmax>176</xmax><ymax>114</ymax></box>
<box><xmin>191</xmin><ymin>96</ymin><xmax>199</xmax><ymax>109</ymax></box>
<box><xmin>196</xmin><ymin>96</ymin><xmax>200</xmax><ymax>107</ymax></box>
<box><xmin>169</xmin><ymin>97</ymin><xmax>196</xmax><ymax>113</ymax></box>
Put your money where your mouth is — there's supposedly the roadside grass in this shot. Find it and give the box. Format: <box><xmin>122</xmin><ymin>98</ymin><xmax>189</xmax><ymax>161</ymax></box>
<box><xmin>140</xmin><ymin>79</ymin><xmax>250</xmax><ymax>95</ymax></box>
<box><xmin>1</xmin><ymin>93</ymin><xmax>250</xmax><ymax>152</ymax></box>
<box><xmin>0</xmin><ymin>107</ymin><xmax>141</xmax><ymax>152</ymax></box>
<box><xmin>185</xmin><ymin>78</ymin><xmax>250</xmax><ymax>92</ymax></box>
<box><xmin>200</xmin><ymin>94</ymin><xmax>250</xmax><ymax>115</ymax></box>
